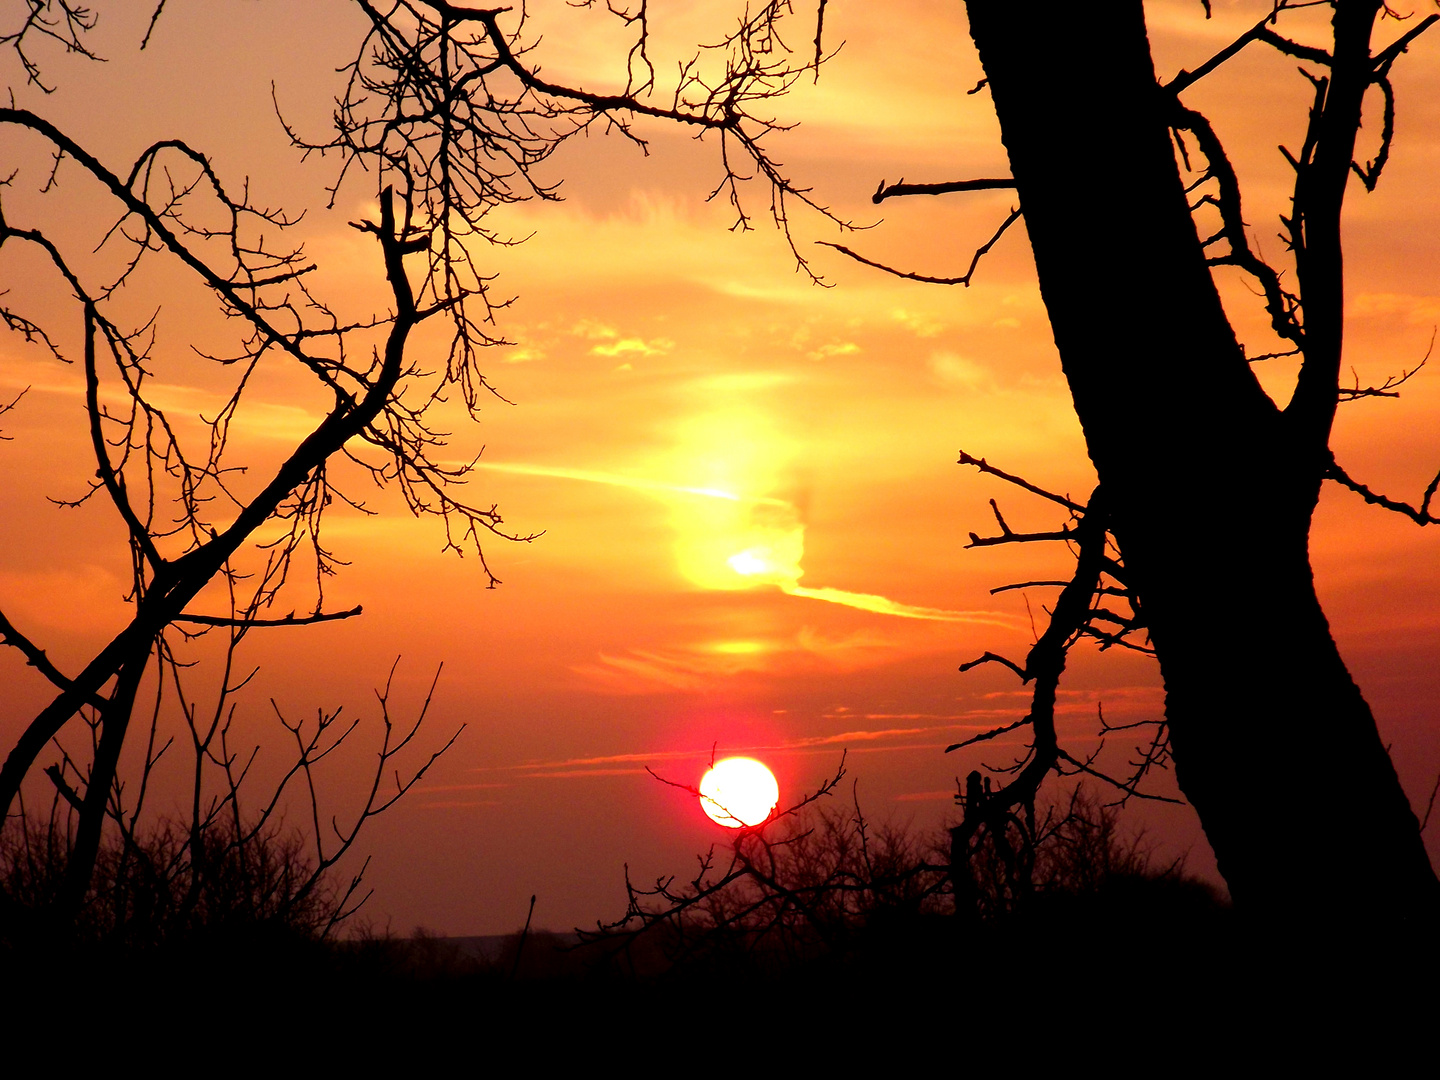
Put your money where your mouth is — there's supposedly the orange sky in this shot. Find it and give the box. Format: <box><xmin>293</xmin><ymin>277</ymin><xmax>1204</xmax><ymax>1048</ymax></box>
<box><xmin>3</xmin><ymin>1</ymin><xmax>1439</xmax><ymax>934</ymax></box>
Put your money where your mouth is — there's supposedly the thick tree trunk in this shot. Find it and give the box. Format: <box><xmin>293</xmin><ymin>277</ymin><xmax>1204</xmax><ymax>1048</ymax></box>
<box><xmin>964</xmin><ymin>1</ymin><xmax>1437</xmax><ymax>923</ymax></box>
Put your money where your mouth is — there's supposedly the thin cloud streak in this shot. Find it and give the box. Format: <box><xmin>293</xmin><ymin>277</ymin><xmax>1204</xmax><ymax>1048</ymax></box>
<box><xmin>518</xmin><ymin>767</ymin><xmax>651</xmax><ymax>779</ymax></box>
<box><xmin>482</xmin><ymin>721</ymin><xmax>1008</xmax><ymax>780</ymax></box>
<box><xmin>784</xmin><ymin>583</ymin><xmax>1010</xmax><ymax>624</ymax></box>
<box><xmin>476</xmin><ymin>460</ymin><xmax>1010</xmax><ymax>624</ymax></box>
<box><xmin>473</xmin><ymin>460</ymin><xmax>781</xmax><ymax>504</ymax></box>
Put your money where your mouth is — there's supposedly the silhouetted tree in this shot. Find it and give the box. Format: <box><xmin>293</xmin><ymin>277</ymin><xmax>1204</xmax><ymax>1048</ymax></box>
<box><xmin>0</xmin><ymin>659</ymin><xmax>451</xmax><ymax>946</ymax></box>
<box><xmin>0</xmin><ymin>0</ymin><xmax>831</xmax><ymax>933</ymax></box>
<box><xmin>0</xmin><ymin>2</ymin><xmax>497</xmax><ymax>926</ymax></box>
<box><xmin>814</xmin><ymin>0</ymin><xmax>1440</xmax><ymax>928</ymax></box>
<box><xmin>967</xmin><ymin>0</ymin><xmax>1439</xmax><ymax>926</ymax></box>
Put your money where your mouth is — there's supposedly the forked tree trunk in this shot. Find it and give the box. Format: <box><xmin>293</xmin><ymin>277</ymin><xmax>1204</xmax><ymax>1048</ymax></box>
<box><xmin>963</xmin><ymin>0</ymin><xmax>1438</xmax><ymax>923</ymax></box>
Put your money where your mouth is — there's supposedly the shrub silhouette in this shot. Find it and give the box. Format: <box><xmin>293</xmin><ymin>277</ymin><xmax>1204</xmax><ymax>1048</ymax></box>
<box><xmin>0</xmin><ymin>811</ymin><xmax>341</xmax><ymax>951</ymax></box>
<box><xmin>595</xmin><ymin>778</ymin><xmax>1222</xmax><ymax>986</ymax></box>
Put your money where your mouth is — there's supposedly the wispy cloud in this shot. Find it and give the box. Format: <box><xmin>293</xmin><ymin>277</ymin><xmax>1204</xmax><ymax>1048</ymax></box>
<box><xmin>475</xmin><ymin>460</ymin><xmax>1013</xmax><ymax>626</ymax></box>
<box><xmin>518</xmin><ymin>767</ymin><xmax>651</xmax><ymax>780</ymax></box>
<box><xmin>574</xmin><ymin>628</ymin><xmax>905</xmax><ymax>692</ymax></box>
<box><xmin>473</xmin><ymin>461</ymin><xmax>752</xmax><ymax>503</ymax></box>
<box><xmin>482</xmin><ymin>721</ymin><xmax>1006</xmax><ymax>780</ymax></box>
<box><xmin>784</xmin><ymin>582</ymin><xmax>1006</xmax><ymax>624</ymax></box>
<box><xmin>591</xmin><ymin>337</ymin><xmax>673</xmax><ymax>357</ymax></box>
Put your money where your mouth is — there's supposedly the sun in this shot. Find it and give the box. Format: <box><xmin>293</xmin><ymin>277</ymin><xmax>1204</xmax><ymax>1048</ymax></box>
<box><xmin>698</xmin><ymin>757</ymin><xmax>779</xmax><ymax>828</ymax></box>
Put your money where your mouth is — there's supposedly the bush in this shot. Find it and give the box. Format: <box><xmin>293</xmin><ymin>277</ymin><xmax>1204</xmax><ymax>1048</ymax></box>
<box><xmin>596</xmin><ymin>781</ymin><xmax>1225</xmax><ymax>985</ymax></box>
<box><xmin>0</xmin><ymin>811</ymin><xmax>346</xmax><ymax>951</ymax></box>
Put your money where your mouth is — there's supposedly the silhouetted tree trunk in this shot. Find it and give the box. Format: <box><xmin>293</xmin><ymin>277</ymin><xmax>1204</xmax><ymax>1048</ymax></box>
<box><xmin>964</xmin><ymin>0</ymin><xmax>1437</xmax><ymax>923</ymax></box>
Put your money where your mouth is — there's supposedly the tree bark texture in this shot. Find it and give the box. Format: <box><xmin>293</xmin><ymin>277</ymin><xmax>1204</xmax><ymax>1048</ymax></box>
<box><xmin>964</xmin><ymin>0</ymin><xmax>1438</xmax><ymax>922</ymax></box>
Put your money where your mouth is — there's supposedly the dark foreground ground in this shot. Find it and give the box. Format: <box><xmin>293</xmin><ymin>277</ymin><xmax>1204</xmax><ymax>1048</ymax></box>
<box><xmin>4</xmin><ymin>880</ymin><xmax>1434</xmax><ymax>1065</ymax></box>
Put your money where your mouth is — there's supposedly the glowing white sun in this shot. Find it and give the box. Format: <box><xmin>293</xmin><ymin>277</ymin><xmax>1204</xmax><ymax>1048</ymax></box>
<box><xmin>699</xmin><ymin>757</ymin><xmax>779</xmax><ymax>828</ymax></box>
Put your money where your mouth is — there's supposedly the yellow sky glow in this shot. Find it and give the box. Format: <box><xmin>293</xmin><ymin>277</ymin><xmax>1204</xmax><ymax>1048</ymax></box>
<box><xmin>478</xmin><ymin>459</ymin><xmax>1003</xmax><ymax>622</ymax></box>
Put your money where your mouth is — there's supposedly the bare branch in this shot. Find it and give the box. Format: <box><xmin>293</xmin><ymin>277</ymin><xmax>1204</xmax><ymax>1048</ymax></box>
<box><xmin>1326</xmin><ymin>454</ymin><xmax>1440</xmax><ymax>525</ymax></box>
<box><xmin>1338</xmin><ymin>340</ymin><xmax>1428</xmax><ymax>402</ymax></box>
<box><xmin>871</xmin><ymin>177</ymin><xmax>1015</xmax><ymax>204</ymax></box>
<box><xmin>820</xmin><ymin>206</ymin><xmax>1021</xmax><ymax>287</ymax></box>
<box><xmin>957</xmin><ymin>651</ymin><xmax>1027</xmax><ymax>681</ymax></box>
<box><xmin>1056</xmin><ymin>749</ymin><xmax>1183</xmax><ymax>805</ymax></box>
<box><xmin>946</xmin><ymin>717</ymin><xmax>1030</xmax><ymax>754</ymax></box>
<box><xmin>0</xmin><ymin>608</ymin><xmax>104</xmax><ymax>707</ymax></box>
<box><xmin>1166</xmin><ymin>9</ymin><xmax>1290</xmax><ymax>94</ymax></box>
<box><xmin>1372</xmin><ymin>13</ymin><xmax>1439</xmax><ymax>69</ymax></box>
<box><xmin>958</xmin><ymin>450</ymin><xmax>1088</xmax><ymax>512</ymax></box>
<box><xmin>1421</xmin><ymin>770</ymin><xmax>1440</xmax><ymax>833</ymax></box>
<box><xmin>174</xmin><ymin>605</ymin><xmax>364</xmax><ymax>628</ymax></box>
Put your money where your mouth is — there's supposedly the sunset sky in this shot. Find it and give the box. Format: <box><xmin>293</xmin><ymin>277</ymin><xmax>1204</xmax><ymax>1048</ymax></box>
<box><xmin>3</xmin><ymin>1</ymin><xmax>1439</xmax><ymax>935</ymax></box>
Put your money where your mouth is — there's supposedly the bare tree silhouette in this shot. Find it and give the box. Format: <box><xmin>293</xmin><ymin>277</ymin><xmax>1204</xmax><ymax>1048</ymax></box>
<box><xmin>0</xmin><ymin>2</ymin><xmax>509</xmax><ymax>927</ymax></box>
<box><xmin>813</xmin><ymin>0</ymin><xmax>1440</xmax><ymax>927</ymax></box>
<box><xmin>0</xmin><ymin>0</ymin><xmax>847</xmax><ymax>934</ymax></box>
<box><xmin>944</xmin><ymin>0</ymin><xmax>1440</xmax><ymax>927</ymax></box>
<box><xmin>1</xmin><ymin>659</ymin><xmax>453</xmax><ymax>946</ymax></box>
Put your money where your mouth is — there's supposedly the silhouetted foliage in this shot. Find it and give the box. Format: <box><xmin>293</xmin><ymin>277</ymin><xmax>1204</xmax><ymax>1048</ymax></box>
<box><xmin>591</xmin><ymin>765</ymin><xmax>1222</xmax><ymax>985</ymax></box>
<box><xmin>1</xmin><ymin>813</ymin><xmax>331</xmax><ymax>947</ymax></box>
<box><xmin>0</xmin><ymin>662</ymin><xmax>450</xmax><ymax>950</ymax></box>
